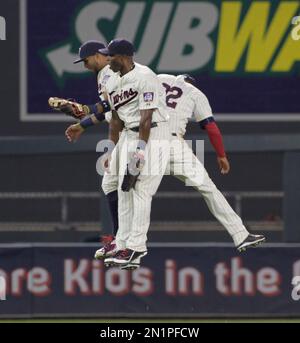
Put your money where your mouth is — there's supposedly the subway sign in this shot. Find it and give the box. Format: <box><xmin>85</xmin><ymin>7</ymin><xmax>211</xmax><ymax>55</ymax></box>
<box><xmin>21</xmin><ymin>0</ymin><xmax>300</xmax><ymax>122</ymax></box>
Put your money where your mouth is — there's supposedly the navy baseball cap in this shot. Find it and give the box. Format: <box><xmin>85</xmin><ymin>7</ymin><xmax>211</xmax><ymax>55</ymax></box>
<box><xmin>99</xmin><ymin>38</ymin><xmax>135</xmax><ymax>56</ymax></box>
<box><xmin>73</xmin><ymin>40</ymin><xmax>106</xmax><ymax>64</ymax></box>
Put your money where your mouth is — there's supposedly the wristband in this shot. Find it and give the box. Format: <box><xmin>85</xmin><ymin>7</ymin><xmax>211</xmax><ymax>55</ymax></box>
<box><xmin>136</xmin><ymin>139</ymin><xmax>146</xmax><ymax>152</ymax></box>
<box><xmin>87</xmin><ymin>104</ymin><xmax>98</xmax><ymax>115</ymax></box>
<box><xmin>87</xmin><ymin>100</ymin><xmax>111</xmax><ymax>115</ymax></box>
<box><xmin>79</xmin><ymin>116</ymin><xmax>94</xmax><ymax>129</ymax></box>
<box><xmin>95</xmin><ymin>112</ymin><xmax>105</xmax><ymax>122</ymax></box>
<box><xmin>100</xmin><ymin>100</ymin><xmax>111</xmax><ymax>113</ymax></box>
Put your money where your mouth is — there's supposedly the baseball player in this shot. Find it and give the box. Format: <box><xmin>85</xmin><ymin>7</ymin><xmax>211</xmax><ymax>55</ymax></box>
<box><xmin>96</xmin><ymin>73</ymin><xmax>265</xmax><ymax>263</ymax></box>
<box><xmin>157</xmin><ymin>73</ymin><xmax>265</xmax><ymax>251</ymax></box>
<box><xmin>66</xmin><ymin>38</ymin><xmax>170</xmax><ymax>269</ymax></box>
<box><xmin>75</xmin><ymin>42</ymin><xmax>121</xmax><ymax>255</ymax></box>
<box><xmin>58</xmin><ymin>42</ymin><xmax>265</xmax><ymax>267</ymax></box>
<box><xmin>50</xmin><ymin>40</ymin><xmax>118</xmax><ymax>258</ymax></box>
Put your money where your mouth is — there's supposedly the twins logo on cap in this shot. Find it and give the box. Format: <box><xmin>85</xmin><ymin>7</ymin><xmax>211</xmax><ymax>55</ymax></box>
<box><xmin>143</xmin><ymin>92</ymin><xmax>154</xmax><ymax>102</ymax></box>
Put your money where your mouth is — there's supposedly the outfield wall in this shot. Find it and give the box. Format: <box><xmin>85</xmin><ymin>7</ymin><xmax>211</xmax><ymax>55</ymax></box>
<box><xmin>0</xmin><ymin>243</ymin><xmax>300</xmax><ymax>318</ymax></box>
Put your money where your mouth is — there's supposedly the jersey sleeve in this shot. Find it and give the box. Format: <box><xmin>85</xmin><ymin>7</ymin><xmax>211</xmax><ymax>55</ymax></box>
<box><xmin>99</xmin><ymin>71</ymin><xmax>116</xmax><ymax>111</ymax></box>
<box><xmin>192</xmin><ymin>88</ymin><xmax>213</xmax><ymax>122</ymax></box>
<box><xmin>97</xmin><ymin>71</ymin><xmax>105</xmax><ymax>100</ymax></box>
<box><xmin>138</xmin><ymin>72</ymin><xmax>160</xmax><ymax>110</ymax></box>
<box><xmin>98</xmin><ymin>82</ymin><xmax>114</xmax><ymax>112</ymax></box>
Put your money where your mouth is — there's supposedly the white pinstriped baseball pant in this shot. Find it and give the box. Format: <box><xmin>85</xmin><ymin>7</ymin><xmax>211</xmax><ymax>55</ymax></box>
<box><xmin>101</xmin><ymin>132</ymin><xmax>249</xmax><ymax>248</ymax></box>
<box><xmin>115</xmin><ymin>122</ymin><xmax>170</xmax><ymax>252</ymax></box>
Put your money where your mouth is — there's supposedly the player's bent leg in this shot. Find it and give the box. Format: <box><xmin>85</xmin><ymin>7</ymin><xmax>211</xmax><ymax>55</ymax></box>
<box><xmin>198</xmin><ymin>172</ymin><xmax>249</xmax><ymax>245</ymax></box>
<box><xmin>170</xmin><ymin>139</ymin><xmax>263</xmax><ymax>249</ymax></box>
<box><xmin>198</xmin><ymin>171</ymin><xmax>266</xmax><ymax>250</ymax></box>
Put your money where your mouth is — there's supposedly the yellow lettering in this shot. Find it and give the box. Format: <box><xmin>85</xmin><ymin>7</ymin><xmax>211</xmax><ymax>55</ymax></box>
<box><xmin>215</xmin><ymin>1</ymin><xmax>299</xmax><ymax>72</ymax></box>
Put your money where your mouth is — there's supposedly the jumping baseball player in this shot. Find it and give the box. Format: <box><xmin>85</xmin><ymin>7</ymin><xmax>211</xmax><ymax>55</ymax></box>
<box><xmin>66</xmin><ymin>38</ymin><xmax>170</xmax><ymax>269</ymax></box>
<box><xmin>49</xmin><ymin>40</ymin><xmax>120</xmax><ymax>253</ymax></box>
<box><xmin>52</xmin><ymin>41</ymin><xmax>265</xmax><ymax>268</ymax></box>
<box><xmin>73</xmin><ymin>41</ymin><xmax>120</xmax><ymax>247</ymax></box>
<box><xmin>157</xmin><ymin>73</ymin><xmax>265</xmax><ymax>251</ymax></box>
<box><xmin>96</xmin><ymin>73</ymin><xmax>265</xmax><ymax>264</ymax></box>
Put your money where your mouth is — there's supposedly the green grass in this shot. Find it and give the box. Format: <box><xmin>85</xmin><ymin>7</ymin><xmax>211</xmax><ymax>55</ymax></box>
<box><xmin>0</xmin><ymin>318</ymin><xmax>300</xmax><ymax>323</ymax></box>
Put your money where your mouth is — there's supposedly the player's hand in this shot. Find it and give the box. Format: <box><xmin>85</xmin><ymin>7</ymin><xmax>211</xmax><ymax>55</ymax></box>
<box><xmin>128</xmin><ymin>150</ymin><xmax>145</xmax><ymax>175</ymax></box>
<box><xmin>100</xmin><ymin>152</ymin><xmax>112</xmax><ymax>172</ymax></box>
<box><xmin>217</xmin><ymin>156</ymin><xmax>230</xmax><ymax>174</ymax></box>
<box><xmin>65</xmin><ymin>123</ymin><xmax>85</xmax><ymax>143</ymax></box>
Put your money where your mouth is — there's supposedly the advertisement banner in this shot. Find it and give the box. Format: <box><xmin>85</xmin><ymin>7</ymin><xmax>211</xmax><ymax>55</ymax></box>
<box><xmin>21</xmin><ymin>0</ymin><xmax>300</xmax><ymax>122</ymax></box>
<box><xmin>1</xmin><ymin>243</ymin><xmax>300</xmax><ymax>317</ymax></box>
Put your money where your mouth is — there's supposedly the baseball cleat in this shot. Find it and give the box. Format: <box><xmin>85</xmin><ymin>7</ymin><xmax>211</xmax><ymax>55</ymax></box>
<box><xmin>104</xmin><ymin>254</ymin><xmax>118</xmax><ymax>267</ymax></box>
<box><xmin>104</xmin><ymin>259</ymin><xmax>116</xmax><ymax>267</ymax></box>
<box><xmin>120</xmin><ymin>254</ymin><xmax>145</xmax><ymax>270</ymax></box>
<box><xmin>120</xmin><ymin>263</ymin><xmax>140</xmax><ymax>270</ymax></box>
<box><xmin>237</xmin><ymin>234</ymin><xmax>266</xmax><ymax>252</ymax></box>
<box><xmin>111</xmin><ymin>249</ymin><xmax>147</xmax><ymax>267</ymax></box>
<box><xmin>94</xmin><ymin>235</ymin><xmax>117</xmax><ymax>260</ymax></box>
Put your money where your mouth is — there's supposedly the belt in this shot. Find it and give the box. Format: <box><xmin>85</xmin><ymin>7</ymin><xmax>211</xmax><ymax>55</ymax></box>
<box><xmin>172</xmin><ymin>132</ymin><xmax>184</xmax><ymax>138</ymax></box>
<box><xmin>129</xmin><ymin>122</ymin><xmax>158</xmax><ymax>132</ymax></box>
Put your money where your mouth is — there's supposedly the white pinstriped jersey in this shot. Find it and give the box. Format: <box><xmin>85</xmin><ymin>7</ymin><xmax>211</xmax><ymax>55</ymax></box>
<box><xmin>105</xmin><ymin>63</ymin><xmax>169</xmax><ymax>128</ymax></box>
<box><xmin>158</xmin><ymin>74</ymin><xmax>213</xmax><ymax>136</ymax></box>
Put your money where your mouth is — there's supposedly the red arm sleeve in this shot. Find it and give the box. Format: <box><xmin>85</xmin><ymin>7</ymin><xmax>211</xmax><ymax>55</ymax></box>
<box><xmin>203</xmin><ymin>121</ymin><xmax>226</xmax><ymax>158</ymax></box>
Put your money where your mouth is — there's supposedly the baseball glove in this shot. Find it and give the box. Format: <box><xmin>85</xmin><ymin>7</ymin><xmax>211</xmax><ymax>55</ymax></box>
<box><xmin>121</xmin><ymin>165</ymin><xmax>140</xmax><ymax>192</ymax></box>
<box><xmin>48</xmin><ymin>97</ymin><xmax>89</xmax><ymax>120</ymax></box>
<box><xmin>121</xmin><ymin>152</ymin><xmax>145</xmax><ymax>192</ymax></box>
